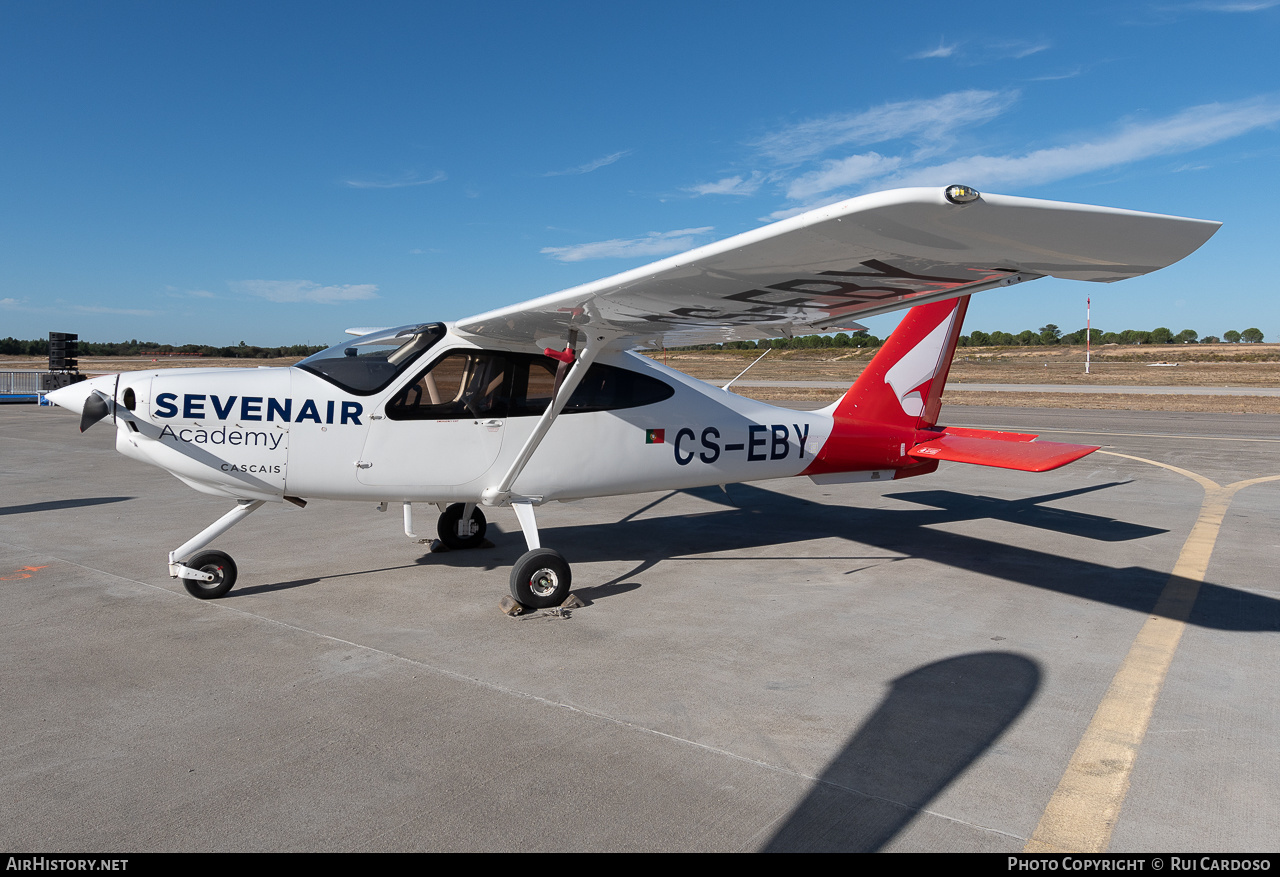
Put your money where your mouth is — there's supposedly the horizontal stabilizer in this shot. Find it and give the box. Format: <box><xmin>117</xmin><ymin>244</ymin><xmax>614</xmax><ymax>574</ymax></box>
<box><xmin>908</xmin><ymin>428</ymin><xmax>1099</xmax><ymax>472</ymax></box>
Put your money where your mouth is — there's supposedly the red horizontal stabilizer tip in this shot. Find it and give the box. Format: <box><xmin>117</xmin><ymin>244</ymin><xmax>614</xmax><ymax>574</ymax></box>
<box><xmin>908</xmin><ymin>433</ymin><xmax>1099</xmax><ymax>472</ymax></box>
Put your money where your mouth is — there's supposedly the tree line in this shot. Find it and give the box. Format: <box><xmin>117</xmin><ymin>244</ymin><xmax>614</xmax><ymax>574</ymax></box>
<box><xmin>715</xmin><ymin>324</ymin><xmax>1266</xmax><ymax>351</ymax></box>
<box><xmin>0</xmin><ymin>325</ymin><xmax>1268</xmax><ymax>359</ymax></box>
<box><xmin>0</xmin><ymin>338</ymin><xmax>327</xmax><ymax>358</ymax></box>
<box><xmin>960</xmin><ymin>324</ymin><xmax>1265</xmax><ymax>347</ymax></box>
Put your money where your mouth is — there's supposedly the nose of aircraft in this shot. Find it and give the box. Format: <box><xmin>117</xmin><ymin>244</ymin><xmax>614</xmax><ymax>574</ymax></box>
<box><xmin>45</xmin><ymin>375</ymin><xmax>116</xmax><ymax>426</ymax></box>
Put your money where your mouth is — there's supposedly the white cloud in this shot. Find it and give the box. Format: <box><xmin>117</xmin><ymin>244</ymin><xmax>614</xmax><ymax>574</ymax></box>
<box><xmin>753</xmin><ymin>90</ymin><xmax>1018</xmax><ymax>163</ymax></box>
<box><xmin>785</xmin><ymin>153</ymin><xmax>903</xmax><ymax>201</ymax></box>
<box><xmin>686</xmin><ymin>172</ymin><xmax>767</xmax><ymax>196</ymax></box>
<box><xmin>344</xmin><ymin>170</ymin><xmax>447</xmax><ymax>189</ymax></box>
<box><xmin>541</xmin><ymin>227</ymin><xmax>714</xmax><ymax>262</ymax></box>
<box><xmin>910</xmin><ymin>38</ymin><xmax>1048</xmax><ymax>63</ymax></box>
<box><xmin>543</xmin><ymin>150</ymin><xmax>633</xmax><ymax>177</ymax></box>
<box><xmin>879</xmin><ymin>97</ymin><xmax>1280</xmax><ymax>190</ymax></box>
<box><xmin>73</xmin><ymin>305</ymin><xmax>158</xmax><ymax>317</ymax></box>
<box><xmin>0</xmin><ymin>297</ymin><xmax>20</xmax><ymax>308</ymax></box>
<box><xmin>1183</xmin><ymin>0</ymin><xmax>1280</xmax><ymax>10</ymax></box>
<box><xmin>232</xmin><ymin>280</ymin><xmax>380</xmax><ymax>304</ymax></box>
<box><xmin>909</xmin><ymin>39</ymin><xmax>959</xmax><ymax>59</ymax></box>
<box><xmin>165</xmin><ymin>286</ymin><xmax>215</xmax><ymax>299</ymax></box>
<box><xmin>686</xmin><ymin>90</ymin><xmax>1279</xmax><ymax>223</ymax></box>
<box><xmin>1000</xmin><ymin>40</ymin><xmax>1051</xmax><ymax>59</ymax></box>
<box><xmin>1030</xmin><ymin>67</ymin><xmax>1084</xmax><ymax>81</ymax></box>
<box><xmin>680</xmin><ymin>90</ymin><xmax>1015</xmax><ymax>206</ymax></box>
<box><xmin>762</xmin><ymin>195</ymin><xmax>848</xmax><ymax>222</ymax></box>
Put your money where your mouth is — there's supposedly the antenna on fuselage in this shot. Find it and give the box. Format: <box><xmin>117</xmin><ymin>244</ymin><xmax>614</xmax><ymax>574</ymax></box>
<box><xmin>721</xmin><ymin>348</ymin><xmax>770</xmax><ymax>392</ymax></box>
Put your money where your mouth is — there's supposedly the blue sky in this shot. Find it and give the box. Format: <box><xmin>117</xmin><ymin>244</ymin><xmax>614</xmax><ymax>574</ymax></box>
<box><xmin>3</xmin><ymin>1</ymin><xmax>1279</xmax><ymax>346</ymax></box>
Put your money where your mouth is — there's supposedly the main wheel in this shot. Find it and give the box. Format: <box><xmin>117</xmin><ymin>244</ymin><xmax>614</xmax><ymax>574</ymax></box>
<box><xmin>436</xmin><ymin>503</ymin><xmax>487</xmax><ymax>550</ymax></box>
<box><xmin>509</xmin><ymin>548</ymin><xmax>571</xmax><ymax>609</ymax></box>
<box><xmin>182</xmin><ymin>550</ymin><xmax>238</xmax><ymax>599</ymax></box>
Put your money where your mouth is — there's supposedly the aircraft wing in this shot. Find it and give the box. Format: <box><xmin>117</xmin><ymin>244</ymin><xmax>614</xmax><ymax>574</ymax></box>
<box><xmin>454</xmin><ymin>186</ymin><xmax>1220</xmax><ymax>349</ymax></box>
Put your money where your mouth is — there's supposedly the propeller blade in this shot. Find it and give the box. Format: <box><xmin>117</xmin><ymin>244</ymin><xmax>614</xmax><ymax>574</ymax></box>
<box><xmin>80</xmin><ymin>392</ymin><xmax>110</xmax><ymax>432</ymax></box>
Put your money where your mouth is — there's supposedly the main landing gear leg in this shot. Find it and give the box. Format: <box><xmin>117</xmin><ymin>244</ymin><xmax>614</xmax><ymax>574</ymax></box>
<box><xmin>509</xmin><ymin>502</ymin><xmax>570</xmax><ymax>609</ymax></box>
<box><xmin>169</xmin><ymin>499</ymin><xmax>265</xmax><ymax>599</ymax></box>
<box><xmin>483</xmin><ymin>326</ymin><xmax>608</xmax><ymax>608</ymax></box>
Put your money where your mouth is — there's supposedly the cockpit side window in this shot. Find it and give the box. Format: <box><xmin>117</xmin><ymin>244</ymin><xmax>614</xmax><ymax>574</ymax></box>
<box><xmin>385</xmin><ymin>351</ymin><xmax>675</xmax><ymax>421</ymax></box>
<box><xmin>386</xmin><ymin>351</ymin><xmax>510</xmax><ymax>420</ymax></box>
<box><xmin>509</xmin><ymin>356</ymin><xmax>559</xmax><ymax>417</ymax></box>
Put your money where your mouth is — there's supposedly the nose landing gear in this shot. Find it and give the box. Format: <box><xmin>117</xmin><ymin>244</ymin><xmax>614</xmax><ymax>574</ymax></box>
<box><xmin>169</xmin><ymin>499</ymin><xmax>263</xmax><ymax>599</ymax></box>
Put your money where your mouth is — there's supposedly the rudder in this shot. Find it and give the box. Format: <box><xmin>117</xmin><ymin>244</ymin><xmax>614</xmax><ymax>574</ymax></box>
<box><xmin>833</xmin><ymin>295</ymin><xmax>970</xmax><ymax>430</ymax></box>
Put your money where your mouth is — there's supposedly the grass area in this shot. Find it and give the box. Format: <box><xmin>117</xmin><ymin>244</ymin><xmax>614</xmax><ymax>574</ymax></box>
<box><xmin>645</xmin><ymin>344</ymin><xmax>1280</xmax><ymax>390</ymax></box>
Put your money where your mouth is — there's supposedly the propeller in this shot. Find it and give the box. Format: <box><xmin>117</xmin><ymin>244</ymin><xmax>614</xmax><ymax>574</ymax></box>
<box><xmin>79</xmin><ymin>391</ymin><xmax>110</xmax><ymax>433</ymax></box>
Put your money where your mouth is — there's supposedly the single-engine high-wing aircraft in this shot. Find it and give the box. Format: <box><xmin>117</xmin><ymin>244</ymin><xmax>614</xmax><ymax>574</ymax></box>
<box><xmin>46</xmin><ymin>186</ymin><xmax>1220</xmax><ymax>608</ymax></box>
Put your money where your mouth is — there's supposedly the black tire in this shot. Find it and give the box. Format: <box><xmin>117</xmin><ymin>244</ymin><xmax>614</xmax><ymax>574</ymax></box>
<box><xmin>182</xmin><ymin>550</ymin><xmax>237</xmax><ymax>599</ymax></box>
<box><xmin>436</xmin><ymin>503</ymin><xmax>487</xmax><ymax>550</ymax></box>
<box><xmin>509</xmin><ymin>548</ymin><xmax>571</xmax><ymax>608</ymax></box>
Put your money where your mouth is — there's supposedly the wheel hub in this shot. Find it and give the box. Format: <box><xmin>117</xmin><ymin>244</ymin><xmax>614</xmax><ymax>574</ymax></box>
<box><xmin>529</xmin><ymin>568</ymin><xmax>558</xmax><ymax>597</ymax></box>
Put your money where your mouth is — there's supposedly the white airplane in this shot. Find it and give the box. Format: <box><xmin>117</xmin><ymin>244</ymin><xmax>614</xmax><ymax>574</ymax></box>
<box><xmin>47</xmin><ymin>186</ymin><xmax>1219</xmax><ymax>608</ymax></box>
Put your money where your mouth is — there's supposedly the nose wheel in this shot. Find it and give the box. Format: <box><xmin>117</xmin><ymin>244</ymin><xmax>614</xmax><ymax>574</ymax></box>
<box><xmin>510</xmin><ymin>548</ymin><xmax>571</xmax><ymax>609</ymax></box>
<box><xmin>181</xmin><ymin>550</ymin><xmax>238</xmax><ymax>599</ymax></box>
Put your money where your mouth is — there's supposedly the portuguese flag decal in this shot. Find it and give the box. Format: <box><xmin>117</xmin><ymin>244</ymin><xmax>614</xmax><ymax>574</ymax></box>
<box><xmin>645</xmin><ymin>428</ymin><xmax>664</xmax><ymax>444</ymax></box>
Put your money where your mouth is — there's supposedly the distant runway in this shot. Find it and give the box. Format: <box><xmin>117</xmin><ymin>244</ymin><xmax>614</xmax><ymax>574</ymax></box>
<box><xmin>1</xmin><ymin>405</ymin><xmax>1277</xmax><ymax>851</ymax></box>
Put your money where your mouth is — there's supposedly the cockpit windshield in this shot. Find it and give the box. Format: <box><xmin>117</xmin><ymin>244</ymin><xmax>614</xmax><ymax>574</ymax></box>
<box><xmin>297</xmin><ymin>323</ymin><xmax>446</xmax><ymax>394</ymax></box>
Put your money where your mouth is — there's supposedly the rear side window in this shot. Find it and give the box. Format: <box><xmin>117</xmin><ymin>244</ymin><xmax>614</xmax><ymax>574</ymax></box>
<box><xmin>562</xmin><ymin>361</ymin><xmax>674</xmax><ymax>413</ymax></box>
<box><xmin>386</xmin><ymin>352</ymin><xmax>673</xmax><ymax>420</ymax></box>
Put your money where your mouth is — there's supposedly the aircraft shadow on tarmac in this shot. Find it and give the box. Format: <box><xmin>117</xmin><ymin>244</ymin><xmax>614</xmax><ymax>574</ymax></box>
<box><xmin>882</xmin><ymin>483</ymin><xmax>1164</xmax><ymax>542</ymax></box>
<box><xmin>762</xmin><ymin>650</ymin><xmax>1040</xmax><ymax>853</ymax></box>
<box><xmin>0</xmin><ymin>496</ymin><xmax>133</xmax><ymax>516</ymax></box>
<box><xmin>481</xmin><ymin>481</ymin><xmax>1277</xmax><ymax>633</ymax></box>
<box><xmin>215</xmin><ymin>479</ymin><xmax>1277</xmax><ymax>632</ymax></box>
<box><xmin>231</xmin><ymin>563</ymin><xmax>434</xmax><ymax>597</ymax></box>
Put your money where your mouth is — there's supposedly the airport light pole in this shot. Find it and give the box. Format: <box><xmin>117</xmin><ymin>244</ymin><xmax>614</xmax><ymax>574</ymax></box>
<box><xmin>1085</xmin><ymin>296</ymin><xmax>1091</xmax><ymax>375</ymax></box>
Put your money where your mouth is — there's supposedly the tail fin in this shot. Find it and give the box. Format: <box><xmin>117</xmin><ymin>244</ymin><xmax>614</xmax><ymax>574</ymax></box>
<box><xmin>833</xmin><ymin>295</ymin><xmax>969</xmax><ymax>430</ymax></box>
<box><xmin>803</xmin><ymin>294</ymin><xmax>1099</xmax><ymax>479</ymax></box>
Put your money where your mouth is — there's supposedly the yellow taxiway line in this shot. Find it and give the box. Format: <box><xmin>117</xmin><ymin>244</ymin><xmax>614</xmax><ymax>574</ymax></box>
<box><xmin>1025</xmin><ymin>453</ymin><xmax>1280</xmax><ymax>853</ymax></box>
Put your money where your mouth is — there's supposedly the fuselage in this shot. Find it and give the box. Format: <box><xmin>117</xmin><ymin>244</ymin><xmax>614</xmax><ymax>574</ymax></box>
<box><xmin>53</xmin><ymin>332</ymin><xmax>862</xmax><ymax>507</ymax></box>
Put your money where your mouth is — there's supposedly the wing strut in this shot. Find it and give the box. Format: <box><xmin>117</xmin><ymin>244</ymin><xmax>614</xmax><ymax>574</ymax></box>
<box><xmin>481</xmin><ymin>329</ymin><xmax>606</xmax><ymax>509</ymax></box>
